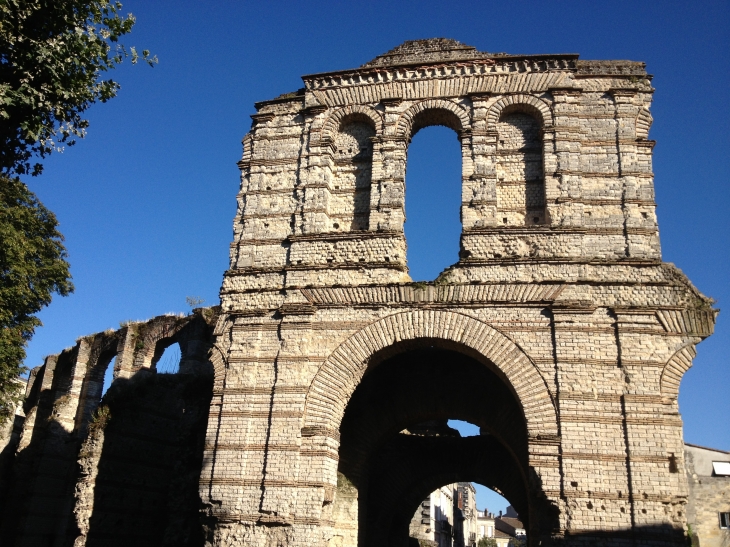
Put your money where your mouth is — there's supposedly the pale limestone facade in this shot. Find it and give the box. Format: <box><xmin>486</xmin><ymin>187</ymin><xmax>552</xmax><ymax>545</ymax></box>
<box><xmin>684</xmin><ymin>444</ymin><xmax>730</xmax><ymax>547</ymax></box>
<box><xmin>0</xmin><ymin>39</ymin><xmax>719</xmax><ymax>547</ymax></box>
<box><xmin>476</xmin><ymin>509</ymin><xmax>496</xmax><ymax>542</ymax></box>
<box><xmin>409</xmin><ymin>483</ymin><xmax>457</xmax><ymax>547</ymax></box>
<box><xmin>456</xmin><ymin>482</ymin><xmax>478</xmax><ymax>547</ymax></box>
<box><xmin>199</xmin><ymin>39</ymin><xmax>717</xmax><ymax>547</ymax></box>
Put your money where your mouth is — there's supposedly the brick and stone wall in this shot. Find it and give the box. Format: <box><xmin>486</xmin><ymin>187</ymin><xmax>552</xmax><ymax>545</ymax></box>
<box><xmin>201</xmin><ymin>39</ymin><xmax>717</xmax><ymax>547</ymax></box>
<box><xmin>685</xmin><ymin>444</ymin><xmax>730</xmax><ymax>547</ymax></box>
<box><xmin>0</xmin><ymin>309</ymin><xmax>219</xmax><ymax>547</ymax></box>
<box><xmin>0</xmin><ymin>39</ymin><xmax>718</xmax><ymax>547</ymax></box>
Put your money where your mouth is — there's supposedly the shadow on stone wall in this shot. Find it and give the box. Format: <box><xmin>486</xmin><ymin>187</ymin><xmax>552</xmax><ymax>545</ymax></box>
<box><xmin>0</xmin><ymin>348</ymin><xmax>81</xmax><ymax>546</ymax></box>
<box><xmin>0</xmin><ymin>310</ymin><xmax>217</xmax><ymax>547</ymax></box>
<box><xmin>562</xmin><ymin>523</ymin><xmax>688</xmax><ymax>546</ymax></box>
<box><xmin>79</xmin><ymin>372</ymin><xmax>212</xmax><ymax>547</ymax></box>
<box><xmin>405</xmin><ymin>524</ymin><xmax>687</xmax><ymax>547</ymax></box>
<box><xmin>0</xmin><ymin>370</ymin><xmax>213</xmax><ymax>547</ymax></box>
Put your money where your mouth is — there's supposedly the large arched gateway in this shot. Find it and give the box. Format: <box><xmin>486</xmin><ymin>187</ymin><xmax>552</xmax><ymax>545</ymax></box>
<box><xmin>199</xmin><ymin>39</ymin><xmax>716</xmax><ymax>546</ymax></box>
<box><xmin>0</xmin><ymin>39</ymin><xmax>716</xmax><ymax>547</ymax></box>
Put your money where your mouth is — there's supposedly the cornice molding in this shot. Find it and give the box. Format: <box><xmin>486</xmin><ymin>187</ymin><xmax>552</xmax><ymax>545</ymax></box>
<box><xmin>302</xmin><ymin>57</ymin><xmax>578</xmax><ymax>91</ymax></box>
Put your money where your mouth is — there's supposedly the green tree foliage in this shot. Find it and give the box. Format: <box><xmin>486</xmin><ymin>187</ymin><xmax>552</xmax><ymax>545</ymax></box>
<box><xmin>0</xmin><ymin>1</ymin><xmax>153</xmax><ymax>418</ymax></box>
<box><xmin>0</xmin><ymin>176</ymin><xmax>72</xmax><ymax>418</ymax></box>
<box><xmin>0</xmin><ymin>0</ymin><xmax>156</xmax><ymax>177</ymax></box>
<box><xmin>478</xmin><ymin>538</ymin><xmax>498</xmax><ymax>547</ymax></box>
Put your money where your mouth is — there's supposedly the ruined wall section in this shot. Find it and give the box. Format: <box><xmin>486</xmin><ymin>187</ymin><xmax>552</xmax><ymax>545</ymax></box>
<box><xmin>0</xmin><ymin>308</ymin><xmax>219</xmax><ymax>547</ymax></box>
<box><xmin>203</xmin><ymin>42</ymin><xmax>717</xmax><ymax>547</ymax></box>
<box><xmin>0</xmin><ymin>41</ymin><xmax>717</xmax><ymax>547</ymax></box>
<box><xmin>223</xmin><ymin>53</ymin><xmax>662</xmax><ymax>314</ymax></box>
<box><xmin>74</xmin><ymin>372</ymin><xmax>212</xmax><ymax>547</ymax></box>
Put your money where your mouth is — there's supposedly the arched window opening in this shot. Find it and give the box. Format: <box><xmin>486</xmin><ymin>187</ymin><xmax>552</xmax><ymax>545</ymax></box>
<box><xmin>405</xmin><ymin>125</ymin><xmax>462</xmax><ymax>280</ymax></box>
<box><xmin>332</xmin><ymin>116</ymin><xmax>374</xmax><ymax>231</ymax></box>
<box><xmin>409</xmin><ymin>481</ymin><xmax>516</xmax><ymax>547</ymax></box>
<box><xmin>101</xmin><ymin>355</ymin><xmax>116</xmax><ymax>397</ymax></box>
<box><xmin>77</xmin><ymin>349</ymin><xmax>116</xmax><ymax>432</ymax></box>
<box><xmin>153</xmin><ymin>341</ymin><xmax>181</xmax><ymax>374</ymax></box>
<box><xmin>496</xmin><ymin>110</ymin><xmax>545</xmax><ymax>226</ymax></box>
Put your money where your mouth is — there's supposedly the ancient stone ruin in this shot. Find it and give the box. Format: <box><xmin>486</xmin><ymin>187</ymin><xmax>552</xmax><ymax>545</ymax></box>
<box><xmin>0</xmin><ymin>39</ymin><xmax>718</xmax><ymax>546</ymax></box>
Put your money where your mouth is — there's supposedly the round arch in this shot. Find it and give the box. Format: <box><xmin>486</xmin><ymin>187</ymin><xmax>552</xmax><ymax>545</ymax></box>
<box><xmin>302</xmin><ymin>310</ymin><xmax>558</xmax><ymax>439</ymax></box>
<box><xmin>485</xmin><ymin>94</ymin><xmax>553</xmax><ymax>131</ymax></box>
<box><xmin>320</xmin><ymin>104</ymin><xmax>384</xmax><ymax>143</ymax></box>
<box><xmin>395</xmin><ymin>99</ymin><xmax>471</xmax><ymax>140</ymax></box>
<box><xmin>365</xmin><ymin>434</ymin><xmax>533</xmax><ymax>547</ymax></box>
<box><xmin>660</xmin><ymin>341</ymin><xmax>699</xmax><ymax>401</ymax></box>
<box><xmin>209</xmin><ymin>343</ymin><xmax>229</xmax><ymax>391</ymax></box>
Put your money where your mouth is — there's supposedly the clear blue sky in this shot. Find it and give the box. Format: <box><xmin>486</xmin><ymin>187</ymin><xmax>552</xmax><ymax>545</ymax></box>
<box><xmin>19</xmin><ymin>0</ymin><xmax>729</xmax><ymax>515</ymax></box>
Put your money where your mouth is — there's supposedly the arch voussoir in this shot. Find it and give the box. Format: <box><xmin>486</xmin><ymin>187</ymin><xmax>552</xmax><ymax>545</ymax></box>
<box><xmin>395</xmin><ymin>98</ymin><xmax>471</xmax><ymax>139</ymax></box>
<box><xmin>303</xmin><ymin>310</ymin><xmax>558</xmax><ymax>438</ymax></box>
<box><xmin>320</xmin><ymin>104</ymin><xmax>384</xmax><ymax>143</ymax></box>
<box><xmin>485</xmin><ymin>93</ymin><xmax>553</xmax><ymax>131</ymax></box>
<box><xmin>660</xmin><ymin>343</ymin><xmax>698</xmax><ymax>400</ymax></box>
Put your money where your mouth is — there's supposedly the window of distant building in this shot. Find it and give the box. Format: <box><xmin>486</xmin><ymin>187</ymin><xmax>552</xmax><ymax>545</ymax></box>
<box><xmin>720</xmin><ymin>512</ymin><xmax>730</xmax><ymax>529</ymax></box>
<box><xmin>712</xmin><ymin>461</ymin><xmax>730</xmax><ymax>476</ymax></box>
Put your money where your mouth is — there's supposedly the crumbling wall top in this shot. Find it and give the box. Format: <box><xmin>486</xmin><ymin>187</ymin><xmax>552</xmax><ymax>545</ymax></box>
<box><xmin>360</xmin><ymin>38</ymin><xmax>495</xmax><ymax>67</ymax></box>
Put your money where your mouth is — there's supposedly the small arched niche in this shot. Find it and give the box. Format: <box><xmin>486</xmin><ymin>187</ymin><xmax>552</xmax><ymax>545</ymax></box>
<box><xmin>331</xmin><ymin>114</ymin><xmax>375</xmax><ymax>231</ymax></box>
<box><xmin>495</xmin><ymin>107</ymin><xmax>546</xmax><ymax>226</ymax></box>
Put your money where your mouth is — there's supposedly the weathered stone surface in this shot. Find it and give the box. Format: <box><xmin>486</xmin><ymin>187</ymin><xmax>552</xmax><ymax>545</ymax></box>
<box><xmin>0</xmin><ymin>309</ymin><xmax>219</xmax><ymax>547</ymax></box>
<box><xmin>684</xmin><ymin>444</ymin><xmax>730</xmax><ymax>547</ymax></box>
<box><xmin>202</xmin><ymin>39</ymin><xmax>716</xmax><ymax>547</ymax></box>
<box><xmin>0</xmin><ymin>39</ymin><xmax>718</xmax><ymax>547</ymax></box>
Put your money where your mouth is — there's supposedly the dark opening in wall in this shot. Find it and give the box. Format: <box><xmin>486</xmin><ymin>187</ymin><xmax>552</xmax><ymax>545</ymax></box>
<box><xmin>405</xmin><ymin>126</ymin><xmax>462</xmax><ymax>280</ymax></box>
<box><xmin>333</xmin><ymin>342</ymin><xmax>548</xmax><ymax>547</ymax></box>
<box><xmin>668</xmin><ymin>453</ymin><xmax>679</xmax><ymax>473</ymax></box>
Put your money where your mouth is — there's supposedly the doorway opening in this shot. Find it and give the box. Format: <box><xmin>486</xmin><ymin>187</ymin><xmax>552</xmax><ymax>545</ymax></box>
<box><xmin>408</xmin><ymin>479</ymin><xmax>522</xmax><ymax>547</ymax></box>
<box><xmin>330</xmin><ymin>342</ymin><xmax>553</xmax><ymax>547</ymax></box>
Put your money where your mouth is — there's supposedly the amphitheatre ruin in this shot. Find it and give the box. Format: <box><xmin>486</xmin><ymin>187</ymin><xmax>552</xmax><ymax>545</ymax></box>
<box><xmin>0</xmin><ymin>39</ymin><xmax>717</xmax><ymax>546</ymax></box>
